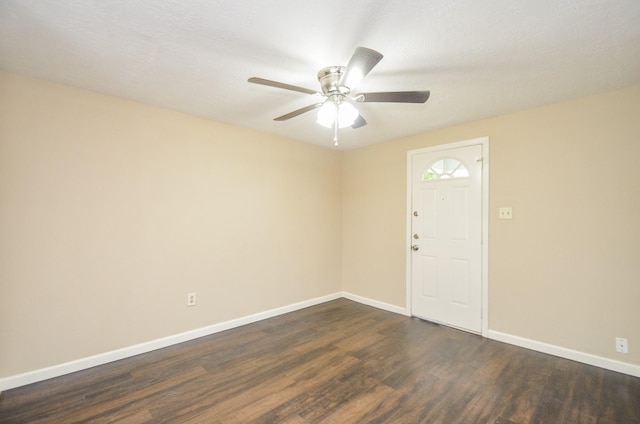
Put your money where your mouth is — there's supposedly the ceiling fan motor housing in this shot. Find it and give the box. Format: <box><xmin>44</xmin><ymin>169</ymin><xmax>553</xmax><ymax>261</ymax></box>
<box><xmin>318</xmin><ymin>66</ymin><xmax>350</xmax><ymax>98</ymax></box>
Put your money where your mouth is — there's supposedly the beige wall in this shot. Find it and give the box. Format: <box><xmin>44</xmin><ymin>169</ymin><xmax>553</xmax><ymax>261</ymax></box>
<box><xmin>2</xmin><ymin>70</ymin><xmax>638</xmax><ymax>381</ymax></box>
<box><xmin>343</xmin><ymin>84</ymin><xmax>640</xmax><ymax>366</ymax></box>
<box><xmin>0</xmin><ymin>71</ymin><xmax>343</xmax><ymax>378</ymax></box>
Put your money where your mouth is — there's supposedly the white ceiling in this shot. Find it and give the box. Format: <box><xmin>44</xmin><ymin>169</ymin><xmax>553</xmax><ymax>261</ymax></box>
<box><xmin>1</xmin><ymin>1</ymin><xmax>640</xmax><ymax>150</ymax></box>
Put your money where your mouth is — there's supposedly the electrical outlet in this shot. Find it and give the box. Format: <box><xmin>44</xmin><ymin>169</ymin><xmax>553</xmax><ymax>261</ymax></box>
<box><xmin>187</xmin><ymin>292</ymin><xmax>197</xmax><ymax>307</ymax></box>
<box><xmin>498</xmin><ymin>207</ymin><xmax>513</xmax><ymax>219</ymax></box>
<box><xmin>616</xmin><ymin>337</ymin><xmax>628</xmax><ymax>353</ymax></box>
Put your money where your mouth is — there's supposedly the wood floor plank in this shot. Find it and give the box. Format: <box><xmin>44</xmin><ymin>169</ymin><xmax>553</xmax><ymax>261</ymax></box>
<box><xmin>1</xmin><ymin>298</ymin><xmax>639</xmax><ymax>423</ymax></box>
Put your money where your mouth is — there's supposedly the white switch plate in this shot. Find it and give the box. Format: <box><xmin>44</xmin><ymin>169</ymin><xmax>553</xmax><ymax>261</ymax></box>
<box><xmin>499</xmin><ymin>207</ymin><xmax>513</xmax><ymax>219</ymax></box>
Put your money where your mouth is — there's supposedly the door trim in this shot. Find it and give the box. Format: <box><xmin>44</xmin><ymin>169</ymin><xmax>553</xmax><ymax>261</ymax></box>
<box><xmin>406</xmin><ymin>137</ymin><xmax>489</xmax><ymax>336</ymax></box>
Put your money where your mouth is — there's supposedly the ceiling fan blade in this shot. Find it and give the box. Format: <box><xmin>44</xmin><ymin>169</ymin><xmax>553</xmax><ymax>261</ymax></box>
<box><xmin>356</xmin><ymin>91</ymin><xmax>430</xmax><ymax>103</ymax></box>
<box><xmin>341</xmin><ymin>47</ymin><xmax>384</xmax><ymax>89</ymax></box>
<box><xmin>248</xmin><ymin>77</ymin><xmax>318</xmax><ymax>95</ymax></box>
<box><xmin>351</xmin><ymin>114</ymin><xmax>367</xmax><ymax>129</ymax></box>
<box><xmin>274</xmin><ymin>103</ymin><xmax>324</xmax><ymax>121</ymax></box>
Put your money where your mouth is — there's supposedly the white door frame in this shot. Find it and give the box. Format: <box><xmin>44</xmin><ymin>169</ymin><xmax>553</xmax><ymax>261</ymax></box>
<box><xmin>406</xmin><ymin>137</ymin><xmax>489</xmax><ymax>336</ymax></box>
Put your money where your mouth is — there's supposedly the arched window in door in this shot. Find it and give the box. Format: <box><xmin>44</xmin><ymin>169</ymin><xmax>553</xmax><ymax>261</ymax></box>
<box><xmin>422</xmin><ymin>158</ymin><xmax>470</xmax><ymax>181</ymax></box>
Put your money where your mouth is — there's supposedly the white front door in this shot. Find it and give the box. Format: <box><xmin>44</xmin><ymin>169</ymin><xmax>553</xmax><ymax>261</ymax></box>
<box><xmin>410</xmin><ymin>143</ymin><xmax>483</xmax><ymax>333</ymax></box>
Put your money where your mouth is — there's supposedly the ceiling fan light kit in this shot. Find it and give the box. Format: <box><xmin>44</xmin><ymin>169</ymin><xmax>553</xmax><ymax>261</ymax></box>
<box><xmin>248</xmin><ymin>47</ymin><xmax>430</xmax><ymax>146</ymax></box>
<box><xmin>317</xmin><ymin>101</ymin><xmax>358</xmax><ymax>129</ymax></box>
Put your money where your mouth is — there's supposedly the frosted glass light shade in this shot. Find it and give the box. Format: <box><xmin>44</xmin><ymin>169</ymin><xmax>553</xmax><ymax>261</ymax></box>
<box><xmin>317</xmin><ymin>101</ymin><xmax>358</xmax><ymax>128</ymax></box>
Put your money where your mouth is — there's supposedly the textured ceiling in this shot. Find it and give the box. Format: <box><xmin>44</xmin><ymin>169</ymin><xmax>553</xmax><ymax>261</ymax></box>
<box><xmin>1</xmin><ymin>1</ymin><xmax>640</xmax><ymax>150</ymax></box>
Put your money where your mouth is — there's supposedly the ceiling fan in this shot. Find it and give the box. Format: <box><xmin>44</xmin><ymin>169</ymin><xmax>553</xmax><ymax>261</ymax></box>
<box><xmin>248</xmin><ymin>47</ymin><xmax>430</xmax><ymax>146</ymax></box>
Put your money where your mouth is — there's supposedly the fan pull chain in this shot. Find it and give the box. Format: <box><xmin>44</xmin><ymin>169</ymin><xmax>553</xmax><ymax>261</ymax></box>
<box><xmin>334</xmin><ymin>104</ymin><xmax>339</xmax><ymax>146</ymax></box>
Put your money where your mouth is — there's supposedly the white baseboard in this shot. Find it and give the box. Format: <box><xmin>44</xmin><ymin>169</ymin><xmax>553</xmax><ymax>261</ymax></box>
<box><xmin>341</xmin><ymin>291</ymin><xmax>410</xmax><ymax>316</ymax></box>
<box><xmin>487</xmin><ymin>330</ymin><xmax>640</xmax><ymax>378</ymax></box>
<box><xmin>3</xmin><ymin>294</ymin><xmax>637</xmax><ymax>392</ymax></box>
<box><xmin>0</xmin><ymin>292</ymin><xmax>342</xmax><ymax>392</ymax></box>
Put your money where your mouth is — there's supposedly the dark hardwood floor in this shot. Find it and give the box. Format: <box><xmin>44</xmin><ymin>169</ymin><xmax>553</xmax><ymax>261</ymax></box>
<box><xmin>1</xmin><ymin>299</ymin><xmax>639</xmax><ymax>423</ymax></box>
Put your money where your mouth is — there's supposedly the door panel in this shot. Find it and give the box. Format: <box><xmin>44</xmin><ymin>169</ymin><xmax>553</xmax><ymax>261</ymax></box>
<box><xmin>421</xmin><ymin>188</ymin><xmax>437</xmax><ymax>239</ymax></box>
<box><xmin>421</xmin><ymin>256</ymin><xmax>438</xmax><ymax>298</ymax></box>
<box><xmin>411</xmin><ymin>144</ymin><xmax>482</xmax><ymax>333</ymax></box>
<box><xmin>452</xmin><ymin>187</ymin><xmax>469</xmax><ymax>240</ymax></box>
<box><xmin>451</xmin><ymin>259</ymin><xmax>470</xmax><ymax>305</ymax></box>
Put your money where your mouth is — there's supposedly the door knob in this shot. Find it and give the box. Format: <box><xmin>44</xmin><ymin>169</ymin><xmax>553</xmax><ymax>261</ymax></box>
<box><xmin>413</xmin><ymin>234</ymin><xmax>419</xmax><ymax>239</ymax></box>
<box><xmin>411</xmin><ymin>245</ymin><xmax>419</xmax><ymax>251</ymax></box>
